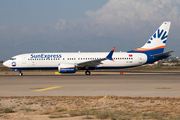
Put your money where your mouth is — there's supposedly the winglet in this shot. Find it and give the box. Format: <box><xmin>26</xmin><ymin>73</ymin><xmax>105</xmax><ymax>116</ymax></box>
<box><xmin>106</xmin><ymin>47</ymin><xmax>115</xmax><ymax>61</ymax></box>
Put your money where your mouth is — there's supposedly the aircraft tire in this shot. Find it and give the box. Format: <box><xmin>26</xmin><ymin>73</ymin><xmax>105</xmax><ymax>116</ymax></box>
<box><xmin>19</xmin><ymin>73</ymin><xmax>23</xmax><ymax>76</ymax></box>
<box><xmin>85</xmin><ymin>71</ymin><xmax>91</xmax><ymax>75</ymax></box>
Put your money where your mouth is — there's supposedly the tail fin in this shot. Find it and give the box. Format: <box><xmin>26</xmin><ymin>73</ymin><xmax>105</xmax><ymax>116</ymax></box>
<box><xmin>129</xmin><ymin>22</ymin><xmax>171</xmax><ymax>54</ymax></box>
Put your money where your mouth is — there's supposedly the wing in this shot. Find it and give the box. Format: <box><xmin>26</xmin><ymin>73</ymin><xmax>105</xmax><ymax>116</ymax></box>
<box><xmin>77</xmin><ymin>47</ymin><xmax>115</xmax><ymax>68</ymax></box>
<box><xmin>77</xmin><ymin>58</ymin><xmax>106</xmax><ymax>67</ymax></box>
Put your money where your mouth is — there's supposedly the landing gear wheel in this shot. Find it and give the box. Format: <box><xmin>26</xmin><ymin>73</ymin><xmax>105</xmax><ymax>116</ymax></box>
<box><xmin>85</xmin><ymin>71</ymin><xmax>91</xmax><ymax>75</ymax></box>
<box><xmin>19</xmin><ymin>73</ymin><xmax>23</xmax><ymax>76</ymax></box>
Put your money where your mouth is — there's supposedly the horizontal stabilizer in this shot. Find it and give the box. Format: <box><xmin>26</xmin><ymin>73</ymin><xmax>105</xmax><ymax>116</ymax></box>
<box><xmin>152</xmin><ymin>51</ymin><xmax>174</xmax><ymax>57</ymax></box>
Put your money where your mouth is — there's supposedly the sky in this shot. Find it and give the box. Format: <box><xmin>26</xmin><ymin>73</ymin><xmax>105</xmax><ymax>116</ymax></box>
<box><xmin>1</xmin><ymin>0</ymin><xmax>180</xmax><ymax>61</ymax></box>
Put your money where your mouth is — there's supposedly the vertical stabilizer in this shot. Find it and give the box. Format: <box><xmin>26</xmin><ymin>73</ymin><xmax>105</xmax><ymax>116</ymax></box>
<box><xmin>133</xmin><ymin>22</ymin><xmax>171</xmax><ymax>53</ymax></box>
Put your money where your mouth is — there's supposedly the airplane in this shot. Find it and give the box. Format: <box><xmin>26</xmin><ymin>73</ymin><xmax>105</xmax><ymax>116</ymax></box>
<box><xmin>3</xmin><ymin>21</ymin><xmax>174</xmax><ymax>76</ymax></box>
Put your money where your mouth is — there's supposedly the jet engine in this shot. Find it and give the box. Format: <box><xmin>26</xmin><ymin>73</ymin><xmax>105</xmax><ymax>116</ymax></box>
<box><xmin>58</xmin><ymin>64</ymin><xmax>76</xmax><ymax>73</ymax></box>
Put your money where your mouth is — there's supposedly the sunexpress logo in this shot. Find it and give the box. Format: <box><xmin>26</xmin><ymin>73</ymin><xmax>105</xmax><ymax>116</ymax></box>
<box><xmin>147</xmin><ymin>29</ymin><xmax>168</xmax><ymax>44</ymax></box>
<box><xmin>11</xmin><ymin>62</ymin><xmax>16</xmax><ymax>67</ymax></box>
<box><xmin>30</xmin><ymin>54</ymin><xmax>62</xmax><ymax>59</ymax></box>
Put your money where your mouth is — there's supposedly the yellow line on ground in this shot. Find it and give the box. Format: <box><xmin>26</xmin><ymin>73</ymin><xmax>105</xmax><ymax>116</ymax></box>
<box><xmin>34</xmin><ymin>86</ymin><xmax>62</xmax><ymax>91</ymax></box>
<box><xmin>55</xmin><ymin>72</ymin><xmax>61</xmax><ymax>75</ymax></box>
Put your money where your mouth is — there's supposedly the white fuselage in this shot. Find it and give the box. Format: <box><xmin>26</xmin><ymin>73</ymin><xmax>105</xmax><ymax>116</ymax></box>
<box><xmin>3</xmin><ymin>52</ymin><xmax>147</xmax><ymax>70</ymax></box>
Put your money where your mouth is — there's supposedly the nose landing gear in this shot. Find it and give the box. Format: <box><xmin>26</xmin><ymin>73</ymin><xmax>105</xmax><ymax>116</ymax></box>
<box><xmin>19</xmin><ymin>71</ymin><xmax>23</xmax><ymax>76</ymax></box>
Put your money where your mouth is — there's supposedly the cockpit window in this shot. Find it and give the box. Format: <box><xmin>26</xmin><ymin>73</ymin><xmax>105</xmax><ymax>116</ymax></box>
<box><xmin>10</xmin><ymin>58</ymin><xmax>16</xmax><ymax>60</ymax></box>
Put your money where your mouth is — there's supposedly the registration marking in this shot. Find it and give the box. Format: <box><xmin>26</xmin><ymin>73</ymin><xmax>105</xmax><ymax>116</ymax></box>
<box><xmin>34</xmin><ymin>86</ymin><xmax>62</xmax><ymax>91</ymax></box>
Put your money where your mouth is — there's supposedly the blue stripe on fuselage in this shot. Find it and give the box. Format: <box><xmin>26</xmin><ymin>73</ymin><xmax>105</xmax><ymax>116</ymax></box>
<box><xmin>11</xmin><ymin>67</ymin><xmax>58</xmax><ymax>71</ymax></box>
<box><xmin>95</xmin><ymin>65</ymin><xmax>141</xmax><ymax>69</ymax></box>
<box><xmin>11</xmin><ymin>65</ymin><xmax>143</xmax><ymax>71</ymax></box>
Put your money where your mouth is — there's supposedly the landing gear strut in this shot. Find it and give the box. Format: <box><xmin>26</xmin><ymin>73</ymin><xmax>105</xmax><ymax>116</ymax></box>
<box><xmin>19</xmin><ymin>71</ymin><xmax>23</xmax><ymax>76</ymax></box>
<box><xmin>85</xmin><ymin>70</ymin><xmax>91</xmax><ymax>75</ymax></box>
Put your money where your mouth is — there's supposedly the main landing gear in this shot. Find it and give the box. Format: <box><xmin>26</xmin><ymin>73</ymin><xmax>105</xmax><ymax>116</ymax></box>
<box><xmin>85</xmin><ymin>70</ymin><xmax>91</xmax><ymax>75</ymax></box>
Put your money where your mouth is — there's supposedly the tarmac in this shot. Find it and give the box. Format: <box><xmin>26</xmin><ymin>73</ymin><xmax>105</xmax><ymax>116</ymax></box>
<box><xmin>0</xmin><ymin>71</ymin><xmax>180</xmax><ymax>97</ymax></box>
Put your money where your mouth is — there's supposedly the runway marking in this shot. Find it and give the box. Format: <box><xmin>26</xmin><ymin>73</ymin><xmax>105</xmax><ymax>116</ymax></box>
<box><xmin>55</xmin><ymin>72</ymin><xmax>61</xmax><ymax>75</ymax></box>
<box><xmin>34</xmin><ymin>86</ymin><xmax>62</xmax><ymax>91</ymax></box>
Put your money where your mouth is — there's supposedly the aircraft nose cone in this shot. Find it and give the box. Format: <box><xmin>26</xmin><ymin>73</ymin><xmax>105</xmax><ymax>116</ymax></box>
<box><xmin>3</xmin><ymin>61</ymin><xmax>9</xmax><ymax>67</ymax></box>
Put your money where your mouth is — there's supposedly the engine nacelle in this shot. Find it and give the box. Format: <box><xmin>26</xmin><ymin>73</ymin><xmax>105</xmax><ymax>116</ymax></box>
<box><xmin>58</xmin><ymin>64</ymin><xmax>76</xmax><ymax>73</ymax></box>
